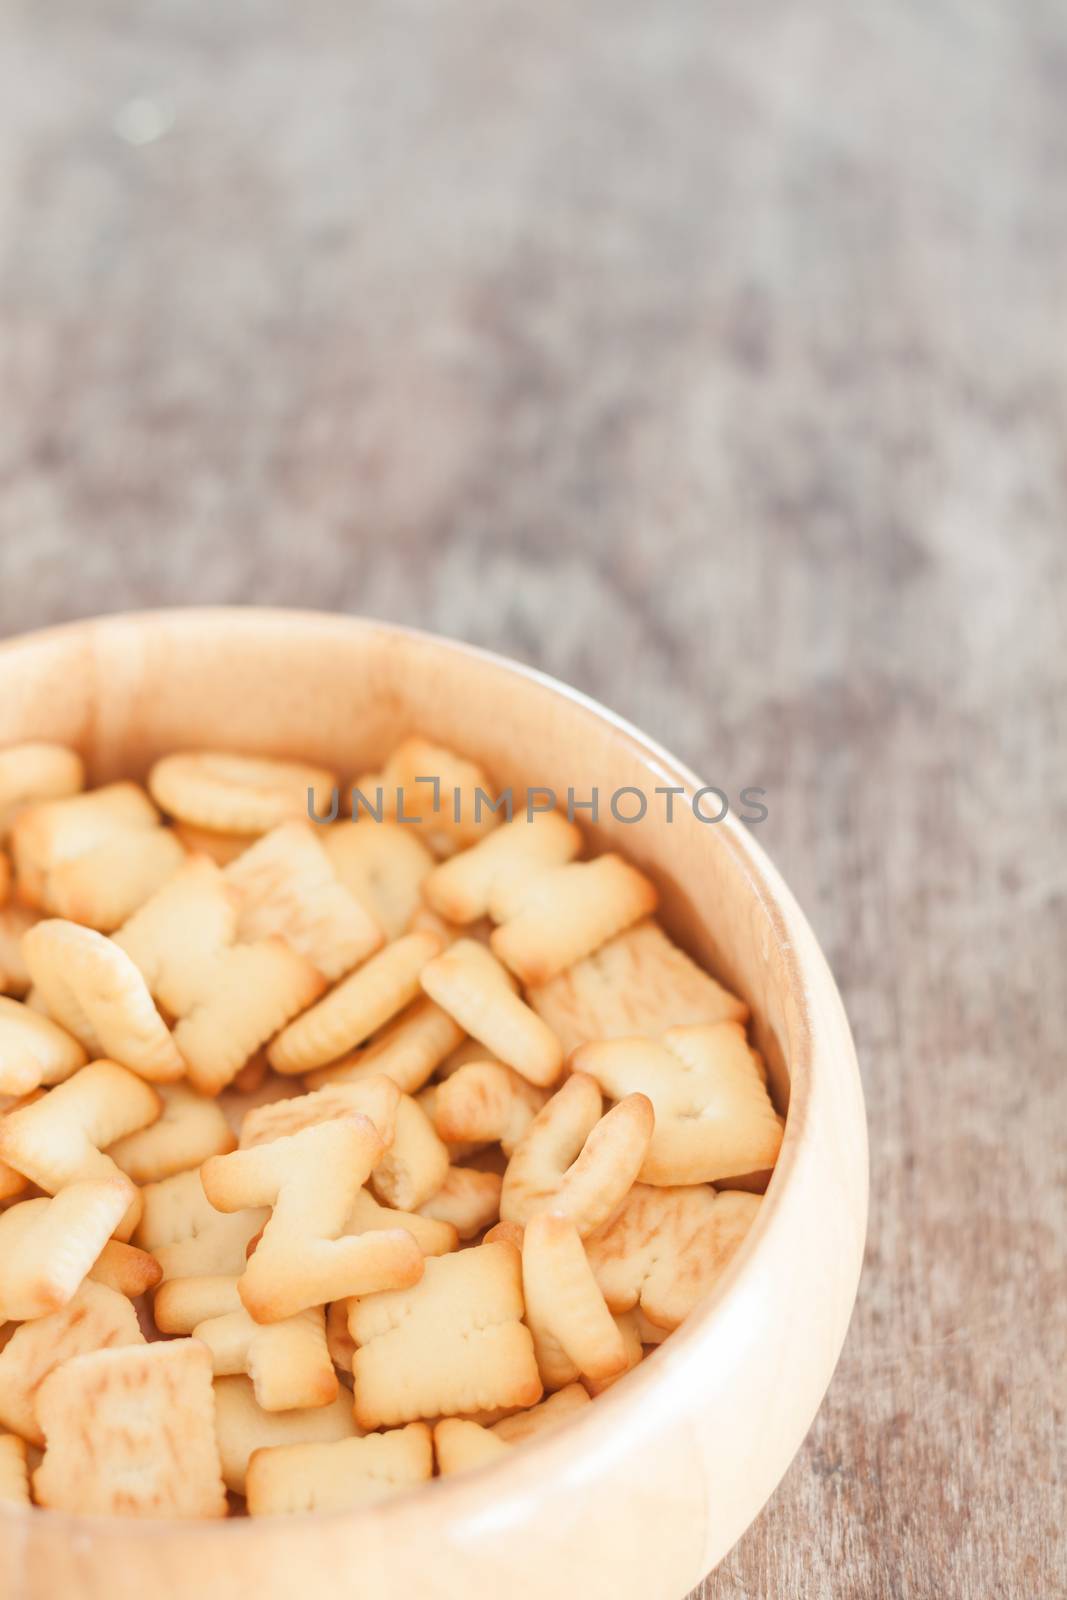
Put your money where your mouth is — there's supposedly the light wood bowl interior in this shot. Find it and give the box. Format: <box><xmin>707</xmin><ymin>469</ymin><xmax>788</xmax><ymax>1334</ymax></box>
<box><xmin>0</xmin><ymin>609</ymin><xmax>867</xmax><ymax>1600</ymax></box>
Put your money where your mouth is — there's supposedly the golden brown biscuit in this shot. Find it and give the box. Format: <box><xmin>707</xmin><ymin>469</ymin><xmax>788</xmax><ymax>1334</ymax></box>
<box><xmin>246</xmin><ymin>1422</ymin><xmax>433</xmax><ymax>1515</ymax></box>
<box><xmin>115</xmin><ymin>857</ymin><xmax>325</xmax><ymax>1095</ymax></box>
<box><xmin>585</xmin><ymin>1182</ymin><xmax>761</xmax><ymax>1329</ymax></box>
<box><xmin>348</xmin><ymin>1241</ymin><xmax>541</xmax><ymax>1429</ymax></box>
<box><xmin>369</xmin><ymin>738</ymin><xmax>500</xmax><ymax>856</ymax></box>
<box><xmin>136</xmin><ymin>1169</ymin><xmax>269</xmax><ymax>1283</ymax></box>
<box><xmin>369</xmin><ymin>1093</ymin><xmax>450</xmax><ymax>1213</ymax></box>
<box><xmin>33</xmin><ymin>1339</ymin><xmax>227</xmax><ymax>1518</ymax></box>
<box><xmin>526</xmin><ymin>918</ymin><xmax>748</xmax><ymax>1055</ymax></box>
<box><xmin>0</xmin><ymin>1179</ymin><xmax>135</xmax><ymax>1320</ymax></box>
<box><xmin>224</xmin><ymin>822</ymin><xmax>383</xmax><ymax>981</ymax></box>
<box><xmin>574</xmin><ymin>1022</ymin><xmax>782</xmax><ymax>1185</ymax></box>
<box><xmin>499</xmin><ymin>1072</ymin><xmax>653</xmax><ymax>1237</ymax></box>
<box><xmin>237</xmin><ymin>1076</ymin><xmax>399</xmax><ymax>1152</ymax></box>
<box><xmin>420</xmin><ymin>939</ymin><xmax>563</xmax><ymax>1087</ymax></box>
<box><xmin>0</xmin><ymin>743</ymin><xmax>84</xmax><ymax>839</ymax></box>
<box><xmin>267</xmin><ymin>932</ymin><xmax>442</xmax><ymax>1076</ymax></box>
<box><xmin>432</xmin><ymin>1060</ymin><xmax>548</xmax><ymax>1155</ymax></box>
<box><xmin>88</xmin><ymin>1238</ymin><xmax>163</xmax><ymax>1297</ymax></box>
<box><xmin>148</xmin><ymin>751</ymin><xmax>337</xmax><ymax>836</ymax></box>
<box><xmin>489</xmin><ymin>855</ymin><xmax>657</xmax><ymax>986</ymax></box>
<box><xmin>423</xmin><ymin>811</ymin><xmax>581</xmax><ymax>925</ymax></box>
<box><xmin>305</xmin><ymin>998</ymin><xmax>465</xmax><ymax>1095</ymax></box>
<box><xmin>195</xmin><ymin>1304</ymin><xmax>338</xmax><ymax>1412</ymax></box>
<box><xmin>322</xmin><ymin>820</ymin><xmax>435</xmax><ymax>941</ymax></box>
<box><xmin>201</xmin><ymin>1117</ymin><xmax>424</xmax><ymax>1323</ymax></box>
<box><xmin>107</xmin><ymin>1082</ymin><xmax>236</xmax><ymax>1184</ymax></box>
<box><xmin>0</xmin><ymin>1059</ymin><xmax>161</xmax><ymax>1239</ymax></box>
<box><xmin>0</xmin><ymin>1279</ymin><xmax>144</xmax><ymax>1444</ymax></box>
<box><xmin>23</xmin><ymin>921</ymin><xmax>187</xmax><ymax>1084</ymax></box>
<box><xmin>0</xmin><ymin>995</ymin><xmax>87</xmax><ymax>1096</ymax></box>
<box><xmin>417</xmin><ymin>1167</ymin><xmax>502</xmax><ymax>1241</ymax></box>
<box><xmin>11</xmin><ymin>782</ymin><xmax>183</xmax><ymax>931</ymax></box>
<box><xmin>521</xmin><ymin>1213</ymin><xmax>628</xmax><ymax>1389</ymax></box>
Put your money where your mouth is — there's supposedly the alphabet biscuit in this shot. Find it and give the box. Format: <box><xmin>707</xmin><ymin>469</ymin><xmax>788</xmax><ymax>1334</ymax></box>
<box><xmin>245</xmin><ymin>1422</ymin><xmax>433</xmax><ymax>1515</ymax></box>
<box><xmin>323</xmin><ymin>820</ymin><xmax>434</xmax><ymax>941</ymax></box>
<box><xmin>148</xmin><ymin>751</ymin><xmax>337</xmax><ymax>837</ymax></box>
<box><xmin>201</xmin><ymin>1117</ymin><xmax>424</xmax><ymax>1323</ymax></box>
<box><xmin>489</xmin><ymin>855</ymin><xmax>657</xmax><ymax>987</ymax></box>
<box><xmin>224</xmin><ymin>822</ymin><xmax>382</xmax><ymax>981</ymax></box>
<box><xmin>573</xmin><ymin>1022</ymin><xmax>782</xmax><ymax>1185</ymax></box>
<box><xmin>347</xmin><ymin>1241</ymin><xmax>541</xmax><ymax>1429</ymax></box>
<box><xmin>267</xmin><ymin>932</ymin><xmax>442</xmax><ymax>1076</ymax></box>
<box><xmin>420</xmin><ymin>939</ymin><xmax>563</xmax><ymax>1087</ymax></box>
<box><xmin>0</xmin><ymin>1279</ymin><xmax>145</xmax><ymax>1444</ymax></box>
<box><xmin>33</xmin><ymin>1339</ymin><xmax>227</xmax><ymax>1518</ymax></box>
<box><xmin>526</xmin><ymin>919</ymin><xmax>748</xmax><ymax>1055</ymax></box>
<box><xmin>499</xmin><ymin>1072</ymin><xmax>653</xmax><ymax>1237</ymax></box>
<box><xmin>585</xmin><ymin>1182</ymin><xmax>762</xmax><ymax>1329</ymax></box>
<box><xmin>0</xmin><ymin>995</ymin><xmax>87</xmax><ymax>1096</ymax></box>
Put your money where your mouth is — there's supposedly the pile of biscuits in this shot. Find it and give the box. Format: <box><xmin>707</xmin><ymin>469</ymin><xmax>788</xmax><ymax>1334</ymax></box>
<box><xmin>0</xmin><ymin>738</ymin><xmax>783</xmax><ymax>1519</ymax></box>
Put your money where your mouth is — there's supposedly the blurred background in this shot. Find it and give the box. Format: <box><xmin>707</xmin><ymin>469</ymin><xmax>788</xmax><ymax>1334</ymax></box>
<box><xmin>1</xmin><ymin>3</ymin><xmax>1063</xmax><ymax>1596</ymax></box>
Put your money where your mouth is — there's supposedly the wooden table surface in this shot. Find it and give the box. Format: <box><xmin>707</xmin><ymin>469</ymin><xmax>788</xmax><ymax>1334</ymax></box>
<box><xmin>1</xmin><ymin>3</ymin><xmax>1064</xmax><ymax>1595</ymax></box>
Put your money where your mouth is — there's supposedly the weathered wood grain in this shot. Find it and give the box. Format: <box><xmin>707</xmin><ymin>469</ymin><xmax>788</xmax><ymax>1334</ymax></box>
<box><xmin>0</xmin><ymin>2</ymin><xmax>1064</xmax><ymax>1594</ymax></box>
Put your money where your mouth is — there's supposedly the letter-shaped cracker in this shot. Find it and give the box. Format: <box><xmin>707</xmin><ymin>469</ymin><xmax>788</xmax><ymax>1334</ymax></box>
<box><xmin>526</xmin><ymin>918</ymin><xmax>749</xmax><ymax>1055</ymax></box>
<box><xmin>107</xmin><ymin>1082</ymin><xmax>236</xmax><ymax>1185</ymax></box>
<box><xmin>22</xmin><ymin>921</ymin><xmax>187</xmax><ymax>1083</ymax></box>
<box><xmin>423</xmin><ymin>811</ymin><xmax>581</xmax><ymax>925</ymax></box>
<box><xmin>195</xmin><ymin>1303</ymin><xmax>338</xmax><ymax>1412</ymax></box>
<box><xmin>0</xmin><ymin>742</ymin><xmax>84</xmax><ymax>838</ymax></box>
<box><xmin>267</xmin><ymin>931</ymin><xmax>442</xmax><ymax>1075</ymax></box>
<box><xmin>371</xmin><ymin>738</ymin><xmax>501</xmax><ymax>856</ymax></box>
<box><xmin>33</xmin><ymin>1340</ymin><xmax>227</xmax><ymax>1518</ymax></box>
<box><xmin>369</xmin><ymin>1094</ymin><xmax>450</xmax><ymax>1213</ymax></box>
<box><xmin>418</xmin><ymin>1166</ymin><xmax>502</xmax><ymax>1240</ymax></box>
<box><xmin>136</xmin><ymin>1169</ymin><xmax>269</xmax><ymax>1282</ymax></box>
<box><xmin>305</xmin><ymin>997</ymin><xmax>464</xmax><ymax>1094</ymax></box>
<box><xmin>323</xmin><ymin>820</ymin><xmax>435</xmax><ymax>941</ymax></box>
<box><xmin>574</xmin><ymin>1022</ymin><xmax>783</xmax><ymax>1185</ymax></box>
<box><xmin>224</xmin><ymin>822</ymin><xmax>383</xmax><ymax>980</ymax></box>
<box><xmin>433</xmin><ymin>1061</ymin><xmax>548</xmax><ymax>1154</ymax></box>
<box><xmin>214</xmin><ymin>1375</ymin><xmax>360</xmax><ymax>1495</ymax></box>
<box><xmin>148</xmin><ymin>751</ymin><xmax>338</xmax><ymax>836</ymax></box>
<box><xmin>246</xmin><ymin>1422</ymin><xmax>433</xmax><ymax>1515</ymax></box>
<box><xmin>237</xmin><ymin>1076</ymin><xmax>399</xmax><ymax>1151</ymax></box>
<box><xmin>11</xmin><ymin>782</ymin><xmax>185</xmax><ymax>931</ymax></box>
<box><xmin>585</xmin><ymin>1182</ymin><xmax>762</xmax><ymax>1330</ymax></box>
<box><xmin>488</xmin><ymin>855</ymin><xmax>657</xmax><ymax>986</ymax></box>
<box><xmin>201</xmin><ymin>1117</ymin><xmax>424</xmax><ymax>1323</ymax></box>
<box><xmin>348</xmin><ymin>1241</ymin><xmax>542</xmax><ymax>1429</ymax></box>
<box><xmin>0</xmin><ymin>1280</ymin><xmax>144</xmax><ymax>1444</ymax></box>
<box><xmin>522</xmin><ymin>1213</ymin><xmax>628</xmax><ymax>1389</ymax></box>
<box><xmin>0</xmin><ymin>996</ymin><xmax>87</xmax><ymax>1095</ymax></box>
<box><xmin>420</xmin><ymin>939</ymin><xmax>563</xmax><ymax>1087</ymax></box>
<box><xmin>0</xmin><ymin>1060</ymin><xmax>160</xmax><ymax>1238</ymax></box>
<box><xmin>0</xmin><ymin>1178</ymin><xmax>136</xmax><ymax>1320</ymax></box>
<box><xmin>0</xmin><ymin>1433</ymin><xmax>29</xmax><ymax>1505</ymax></box>
<box><xmin>114</xmin><ymin>856</ymin><xmax>326</xmax><ymax>1094</ymax></box>
<box><xmin>500</xmin><ymin>1072</ymin><xmax>653</xmax><ymax>1237</ymax></box>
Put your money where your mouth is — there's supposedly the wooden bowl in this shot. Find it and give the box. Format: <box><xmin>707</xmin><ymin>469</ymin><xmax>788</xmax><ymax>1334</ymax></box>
<box><xmin>0</xmin><ymin>609</ymin><xmax>867</xmax><ymax>1600</ymax></box>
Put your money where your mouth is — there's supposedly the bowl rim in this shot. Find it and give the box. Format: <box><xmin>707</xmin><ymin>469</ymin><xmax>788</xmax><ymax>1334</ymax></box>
<box><xmin>0</xmin><ymin>606</ymin><xmax>861</xmax><ymax>1542</ymax></box>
